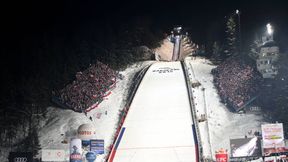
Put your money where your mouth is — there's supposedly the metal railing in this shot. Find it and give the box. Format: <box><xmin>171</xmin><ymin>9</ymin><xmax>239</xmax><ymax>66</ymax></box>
<box><xmin>105</xmin><ymin>63</ymin><xmax>152</xmax><ymax>162</ymax></box>
<box><xmin>181</xmin><ymin>61</ymin><xmax>204</xmax><ymax>162</ymax></box>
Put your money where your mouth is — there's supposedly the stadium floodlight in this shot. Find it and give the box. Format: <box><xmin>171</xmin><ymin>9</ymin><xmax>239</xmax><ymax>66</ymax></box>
<box><xmin>266</xmin><ymin>23</ymin><xmax>273</xmax><ymax>35</ymax></box>
<box><xmin>236</xmin><ymin>9</ymin><xmax>239</xmax><ymax>14</ymax></box>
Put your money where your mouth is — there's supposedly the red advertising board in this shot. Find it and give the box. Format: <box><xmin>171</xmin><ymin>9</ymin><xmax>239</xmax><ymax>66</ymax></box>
<box><xmin>216</xmin><ymin>153</ymin><xmax>228</xmax><ymax>162</ymax></box>
<box><xmin>215</xmin><ymin>149</ymin><xmax>228</xmax><ymax>162</ymax></box>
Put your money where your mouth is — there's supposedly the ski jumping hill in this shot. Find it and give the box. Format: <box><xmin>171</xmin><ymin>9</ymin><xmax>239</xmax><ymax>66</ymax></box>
<box><xmin>108</xmin><ymin>61</ymin><xmax>199</xmax><ymax>162</ymax></box>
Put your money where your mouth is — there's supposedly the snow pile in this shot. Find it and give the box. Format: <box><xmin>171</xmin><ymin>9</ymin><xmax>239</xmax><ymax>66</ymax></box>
<box><xmin>185</xmin><ymin>57</ymin><xmax>265</xmax><ymax>161</ymax></box>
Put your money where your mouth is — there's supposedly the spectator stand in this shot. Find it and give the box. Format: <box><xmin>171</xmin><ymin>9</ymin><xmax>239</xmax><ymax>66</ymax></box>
<box><xmin>211</xmin><ymin>56</ymin><xmax>263</xmax><ymax>112</ymax></box>
<box><xmin>52</xmin><ymin>61</ymin><xmax>118</xmax><ymax>113</ymax></box>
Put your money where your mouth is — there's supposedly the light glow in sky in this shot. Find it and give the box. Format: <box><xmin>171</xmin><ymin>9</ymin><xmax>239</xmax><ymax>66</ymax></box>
<box><xmin>266</xmin><ymin>23</ymin><xmax>273</xmax><ymax>35</ymax></box>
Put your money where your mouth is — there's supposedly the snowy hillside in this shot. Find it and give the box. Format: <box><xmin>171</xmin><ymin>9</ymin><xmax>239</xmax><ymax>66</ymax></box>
<box><xmin>38</xmin><ymin>61</ymin><xmax>153</xmax><ymax>162</ymax></box>
<box><xmin>185</xmin><ymin>57</ymin><xmax>265</xmax><ymax>161</ymax></box>
<box><xmin>0</xmin><ymin>57</ymin><xmax>266</xmax><ymax>162</ymax></box>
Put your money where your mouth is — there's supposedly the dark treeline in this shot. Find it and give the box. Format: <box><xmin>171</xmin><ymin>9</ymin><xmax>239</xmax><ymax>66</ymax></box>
<box><xmin>0</xmin><ymin>16</ymin><xmax>165</xmax><ymax>151</ymax></box>
<box><xmin>207</xmin><ymin>9</ymin><xmax>288</xmax><ymax>137</ymax></box>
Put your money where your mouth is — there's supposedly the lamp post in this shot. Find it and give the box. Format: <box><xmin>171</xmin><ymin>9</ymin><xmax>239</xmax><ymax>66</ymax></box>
<box><xmin>236</xmin><ymin>9</ymin><xmax>241</xmax><ymax>55</ymax></box>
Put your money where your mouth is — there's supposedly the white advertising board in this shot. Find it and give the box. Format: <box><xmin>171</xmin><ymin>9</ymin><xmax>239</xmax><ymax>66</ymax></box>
<box><xmin>261</xmin><ymin>123</ymin><xmax>285</xmax><ymax>149</ymax></box>
<box><xmin>41</xmin><ymin>149</ymin><xmax>65</xmax><ymax>161</ymax></box>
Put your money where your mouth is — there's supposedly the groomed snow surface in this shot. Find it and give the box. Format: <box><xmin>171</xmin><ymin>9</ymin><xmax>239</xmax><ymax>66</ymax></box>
<box><xmin>109</xmin><ymin>62</ymin><xmax>197</xmax><ymax>162</ymax></box>
<box><xmin>0</xmin><ymin>57</ymin><xmax>265</xmax><ymax>162</ymax></box>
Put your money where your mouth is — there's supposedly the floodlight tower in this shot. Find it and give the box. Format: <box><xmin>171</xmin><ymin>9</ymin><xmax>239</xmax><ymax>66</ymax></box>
<box><xmin>236</xmin><ymin>9</ymin><xmax>241</xmax><ymax>54</ymax></box>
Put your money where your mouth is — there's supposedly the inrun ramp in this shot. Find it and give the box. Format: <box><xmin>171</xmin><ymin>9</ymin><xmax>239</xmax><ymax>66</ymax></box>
<box><xmin>109</xmin><ymin>61</ymin><xmax>198</xmax><ymax>162</ymax></box>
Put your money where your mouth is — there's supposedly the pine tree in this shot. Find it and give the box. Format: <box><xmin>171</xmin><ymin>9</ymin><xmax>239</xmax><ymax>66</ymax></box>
<box><xmin>249</xmin><ymin>34</ymin><xmax>262</xmax><ymax>60</ymax></box>
<box><xmin>21</xmin><ymin>127</ymin><xmax>41</xmax><ymax>157</ymax></box>
<box><xmin>224</xmin><ymin>16</ymin><xmax>237</xmax><ymax>58</ymax></box>
<box><xmin>211</xmin><ymin>41</ymin><xmax>222</xmax><ymax>63</ymax></box>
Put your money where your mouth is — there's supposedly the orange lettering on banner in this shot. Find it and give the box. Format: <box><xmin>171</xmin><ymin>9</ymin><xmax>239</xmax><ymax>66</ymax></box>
<box><xmin>79</xmin><ymin>131</ymin><xmax>92</xmax><ymax>135</ymax></box>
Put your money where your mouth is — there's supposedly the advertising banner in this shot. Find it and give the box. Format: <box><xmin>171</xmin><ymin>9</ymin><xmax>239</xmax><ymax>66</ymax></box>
<box><xmin>262</xmin><ymin>123</ymin><xmax>285</xmax><ymax>148</ymax></box>
<box><xmin>41</xmin><ymin>149</ymin><xmax>65</xmax><ymax>161</ymax></box>
<box><xmin>263</xmin><ymin>147</ymin><xmax>288</xmax><ymax>157</ymax></box>
<box><xmin>86</xmin><ymin>152</ymin><xmax>96</xmax><ymax>162</ymax></box>
<box><xmin>262</xmin><ymin>123</ymin><xmax>285</xmax><ymax>156</ymax></box>
<box><xmin>90</xmin><ymin>139</ymin><xmax>104</xmax><ymax>155</ymax></box>
<box><xmin>230</xmin><ymin>137</ymin><xmax>262</xmax><ymax>158</ymax></box>
<box><xmin>215</xmin><ymin>149</ymin><xmax>228</xmax><ymax>162</ymax></box>
<box><xmin>8</xmin><ymin>152</ymin><xmax>33</xmax><ymax>162</ymax></box>
<box><xmin>82</xmin><ymin>139</ymin><xmax>90</xmax><ymax>147</ymax></box>
<box><xmin>70</xmin><ymin>138</ymin><xmax>82</xmax><ymax>162</ymax></box>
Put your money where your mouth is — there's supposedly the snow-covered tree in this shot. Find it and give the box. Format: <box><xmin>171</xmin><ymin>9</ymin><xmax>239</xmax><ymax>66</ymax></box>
<box><xmin>248</xmin><ymin>34</ymin><xmax>262</xmax><ymax>60</ymax></box>
<box><xmin>19</xmin><ymin>127</ymin><xmax>41</xmax><ymax>157</ymax></box>
<box><xmin>211</xmin><ymin>41</ymin><xmax>222</xmax><ymax>63</ymax></box>
<box><xmin>224</xmin><ymin>16</ymin><xmax>237</xmax><ymax>58</ymax></box>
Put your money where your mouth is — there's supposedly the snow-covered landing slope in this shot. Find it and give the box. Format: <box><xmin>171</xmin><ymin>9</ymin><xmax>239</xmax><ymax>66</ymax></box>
<box><xmin>110</xmin><ymin>61</ymin><xmax>198</xmax><ymax>162</ymax></box>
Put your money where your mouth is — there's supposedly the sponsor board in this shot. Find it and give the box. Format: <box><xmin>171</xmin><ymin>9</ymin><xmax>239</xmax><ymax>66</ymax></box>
<box><xmin>82</xmin><ymin>139</ymin><xmax>91</xmax><ymax>147</ymax></box>
<box><xmin>70</xmin><ymin>138</ymin><xmax>82</xmax><ymax>162</ymax></box>
<box><xmin>215</xmin><ymin>149</ymin><xmax>228</xmax><ymax>162</ymax></box>
<box><xmin>262</xmin><ymin>123</ymin><xmax>285</xmax><ymax>148</ymax></box>
<box><xmin>216</xmin><ymin>153</ymin><xmax>228</xmax><ymax>162</ymax></box>
<box><xmin>262</xmin><ymin>123</ymin><xmax>285</xmax><ymax>156</ymax></box>
<box><xmin>230</xmin><ymin>137</ymin><xmax>262</xmax><ymax>158</ymax></box>
<box><xmin>90</xmin><ymin>139</ymin><xmax>104</xmax><ymax>155</ymax></box>
<box><xmin>41</xmin><ymin>149</ymin><xmax>65</xmax><ymax>161</ymax></box>
<box><xmin>263</xmin><ymin>147</ymin><xmax>288</xmax><ymax>157</ymax></box>
<box><xmin>86</xmin><ymin>152</ymin><xmax>96</xmax><ymax>162</ymax></box>
<box><xmin>8</xmin><ymin>152</ymin><xmax>33</xmax><ymax>162</ymax></box>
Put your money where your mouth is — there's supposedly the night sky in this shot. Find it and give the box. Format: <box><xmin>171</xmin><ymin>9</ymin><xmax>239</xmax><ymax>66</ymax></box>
<box><xmin>1</xmin><ymin>0</ymin><xmax>287</xmax><ymax>57</ymax></box>
<box><xmin>2</xmin><ymin>0</ymin><xmax>287</xmax><ymax>41</ymax></box>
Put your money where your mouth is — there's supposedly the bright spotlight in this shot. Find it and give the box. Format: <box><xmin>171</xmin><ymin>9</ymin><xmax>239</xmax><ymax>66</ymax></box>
<box><xmin>236</xmin><ymin>9</ymin><xmax>239</xmax><ymax>14</ymax></box>
<box><xmin>266</xmin><ymin>23</ymin><xmax>273</xmax><ymax>35</ymax></box>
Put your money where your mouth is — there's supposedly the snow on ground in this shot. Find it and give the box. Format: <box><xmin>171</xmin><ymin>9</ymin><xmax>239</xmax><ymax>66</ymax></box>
<box><xmin>185</xmin><ymin>56</ymin><xmax>265</xmax><ymax>161</ymax></box>
<box><xmin>111</xmin><ymin>62</ymin><xmax>197</xmax><ymax>162</ymax></box>
<box><xmin>37</xmin><ymin>61</ymin><xmax>154</xmax><ymax>162</ymax></box>
<box><xmin>1</xmin><ymin>56</ymin><xmax>267</xmax><ymax>162</ymax></box>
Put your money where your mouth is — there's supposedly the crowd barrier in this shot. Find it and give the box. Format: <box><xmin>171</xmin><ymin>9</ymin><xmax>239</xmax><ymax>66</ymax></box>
<box><xmin>182</xmin><ymin>61</ymin><xmax>203</xmax><ymax>162</ymax></box>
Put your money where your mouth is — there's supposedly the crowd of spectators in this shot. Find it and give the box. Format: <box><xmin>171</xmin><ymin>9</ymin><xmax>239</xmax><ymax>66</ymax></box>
<box><xmin>53</xmin><ymin>61</ymin><xmax>117</xmax><ymax>112</ymax></box>
<box><xmin>212</xmin><ymin>57</ymin><xmax>263</xmax><ymax>111</ymax></box>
